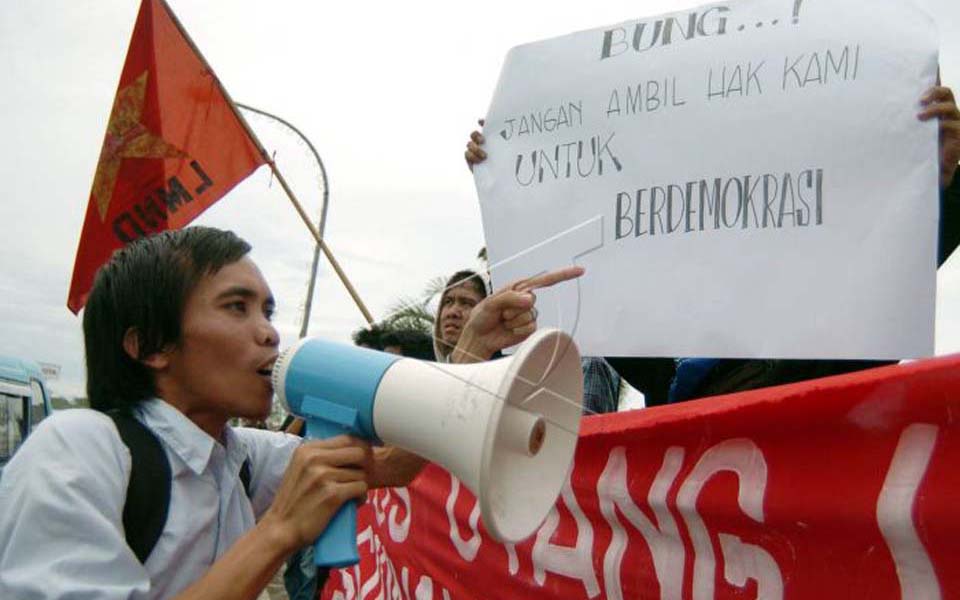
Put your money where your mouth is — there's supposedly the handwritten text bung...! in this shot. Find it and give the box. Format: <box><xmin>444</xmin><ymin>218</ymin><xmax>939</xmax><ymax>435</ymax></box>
<box><xmin>599</xmin><ymin>2</ymin><xmax>810</xmax><ymax>61</ymax></box>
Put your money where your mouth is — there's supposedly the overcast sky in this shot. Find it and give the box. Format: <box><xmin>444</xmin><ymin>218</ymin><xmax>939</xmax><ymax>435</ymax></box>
<box><xmin>1</xmin><ymin>0</ymin><xmax>958</xmax><ymax>399</ymax></box>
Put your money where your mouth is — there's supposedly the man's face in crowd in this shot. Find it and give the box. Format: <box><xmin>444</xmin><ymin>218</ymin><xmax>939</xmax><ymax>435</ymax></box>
<box><xmin>159</xmin><ymin>256</ymin><xmax>279</xmax><ymax>423</ymax></box>
<box><xmin>439</xmin><ymin>283</ymin><xmax>483</xmax><ymax>347</ymax></box>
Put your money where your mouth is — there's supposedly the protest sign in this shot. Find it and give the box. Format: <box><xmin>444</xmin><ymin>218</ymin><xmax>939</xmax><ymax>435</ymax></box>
<box><xmin>473</xmin><ymin>0</ymin><xmax>940</xmax><ymax>359</ymax></box>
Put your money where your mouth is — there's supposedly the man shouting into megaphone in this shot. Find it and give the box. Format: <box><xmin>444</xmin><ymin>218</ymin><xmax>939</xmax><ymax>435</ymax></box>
<box><xmin>0</xmin><ymin>226</ymin><xmax>582</xmax><ymax>600</ymax></box>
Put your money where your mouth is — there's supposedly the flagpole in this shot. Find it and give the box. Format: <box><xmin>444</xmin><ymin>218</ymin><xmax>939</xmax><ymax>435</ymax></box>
<box><xmin>267</xmin><ymin>165</ymin><xmax>374</xmax><ymax>325</ymax></box>
<box><xmin>158</xmin><ymin>0</ymin><xmax>375</xmax><ymax>326</ymax></box>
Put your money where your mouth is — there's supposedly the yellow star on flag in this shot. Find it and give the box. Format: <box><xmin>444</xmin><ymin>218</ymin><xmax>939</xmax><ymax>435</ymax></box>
<box><xmin>90</xmin><ymin>70</ymin><xmax>186</xmax><ymax>222</ymax></box>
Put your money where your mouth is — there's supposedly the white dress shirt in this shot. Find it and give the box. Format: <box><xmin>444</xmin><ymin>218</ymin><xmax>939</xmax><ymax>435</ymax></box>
<box><xmin>0</xmin><ymin>399</ymin><xmax>300</xmax><ymax>600</ymax></box>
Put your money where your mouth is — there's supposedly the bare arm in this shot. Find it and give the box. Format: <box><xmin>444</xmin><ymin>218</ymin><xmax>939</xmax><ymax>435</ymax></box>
<box><xmin>369</xmin><ymin>445</ymin><xmax>428</xmax><ymax>489</ymax></box>
<box><xmin>918</xmin><ymin>85</ymin><xmax>960</xmax><ymax>190</ymax></box>
<box><xmin>464</xmin><ymin>119</ymin><xmax>486</xmax><ymax>170</ymax></box>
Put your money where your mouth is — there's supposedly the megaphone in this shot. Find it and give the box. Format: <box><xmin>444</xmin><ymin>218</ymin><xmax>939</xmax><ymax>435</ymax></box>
<box><xmin>272</xmin><ymin>327</ymin><xmax>583</xmax><ymax>568</ymax></box>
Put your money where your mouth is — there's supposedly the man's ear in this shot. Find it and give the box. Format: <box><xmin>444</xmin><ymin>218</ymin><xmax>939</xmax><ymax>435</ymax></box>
<box><xmin>122</xmin><ymin>327</ymin><xmax>170</xmax><ymax>370</ymax></box>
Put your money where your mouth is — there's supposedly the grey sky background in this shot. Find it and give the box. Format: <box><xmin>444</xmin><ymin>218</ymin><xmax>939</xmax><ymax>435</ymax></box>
<box><xmin>1</xmin><ymin>0</ymin><xmax>958</xmax><ymax>399</ymax></box>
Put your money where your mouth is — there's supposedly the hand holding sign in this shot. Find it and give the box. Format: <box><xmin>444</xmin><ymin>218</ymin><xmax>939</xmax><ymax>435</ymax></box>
<box><xmin>918</xmin><ymin>85</ymin><xmax>960</xmax><ymax>188</ymax></box>
<box><xmin>451</xmin><ymin>266</ymin><xmax>585</xmax><ymax>364</ymax></box>
<box><xmin>465</xmin><ymin>119</ymin><xmax>487</xmax><ymax>171</ymax></box>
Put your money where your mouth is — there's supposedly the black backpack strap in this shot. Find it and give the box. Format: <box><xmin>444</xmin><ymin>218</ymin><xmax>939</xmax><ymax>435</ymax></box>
<box><xmin>108</xmin><ymin>410</ymin><xmax>256</xmax><ymax>563</ymax></box>
<box><xmin>240</xmin><ymin>458</ymin><xmax>252</xmax><ymax>497</ymax></box>
<box><xmin>107</xmin><ymin>410</ymin><xmax>171</xmax><ymax>564</ymax></box>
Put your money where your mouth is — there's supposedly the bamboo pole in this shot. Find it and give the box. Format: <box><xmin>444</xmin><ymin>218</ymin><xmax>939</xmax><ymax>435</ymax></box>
<box><xmin>267</xmin><ymin>164</ymin><xmax>374</xmax><ymax>325</ymax></box>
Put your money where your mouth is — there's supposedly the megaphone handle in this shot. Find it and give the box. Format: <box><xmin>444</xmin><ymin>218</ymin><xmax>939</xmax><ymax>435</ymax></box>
<box><xmin>305</xmin><ymin>418</ymin><xmax>361</xmax><ymax>568</ymax></box>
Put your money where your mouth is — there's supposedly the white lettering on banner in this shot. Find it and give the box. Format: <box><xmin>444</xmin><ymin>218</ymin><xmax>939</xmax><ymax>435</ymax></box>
<box><xmin>877</xmin><ymin>424</ymin><xmax>942</xmax><ymax>599</ymax></box>
<box><xmin>401</xmin><ymin>567</ymin><xmax>436</xmax><ymax>600</ymax></box>
<box><xmin>331</xmin><ymin>571</ymin><xmax>354</xmax><ymax>600</ymax></box>
<box><xmin>717</xmin><ymin>534</ymin><xmax>783</xmax><ymax>598</ymax></box>
<box><xmin>354</xmin><ymin>527</ymin><xmax>380</xmax><ymax>600</ymax></box>
<box><xmin>506</xmin><ymin>542</ymin><xmax>519</xmax><ymax>575</ymax></box>
<box><xmin>331</xmin><ymin>582</ymin><xmax>350</xmax><ymax>600</ymax></box>
<box><xmin>675</xmin><ymin>438</ymin><xmax>782</xmax><ymax>600</ymax></box>
<box><xmin>373</xmin><ymin>488</ymin><xmax>412</xmax><ymax>543</ymax></box>
<box><xmin>375</xmin><ymin>491</ymin><xmax>388</xmax><ymax>525</ymax></box>
<box><xmin>597</xmin><ymin>446</ymin><xmax>686</xmax><ymax>600</ymax></box>
<box><xmin>532</xmin><ymin>480</ymin><xmax>601</xmax><ymax>598</ymax></box>
<box><xmin>390</xmin><ymin>488</ymin><xmax>412</xmax><ymax>543</ymax></box>
<box><xmin>339</xmin><ymin>426</ymin><xmax>949</xmax><ymax>599</ymax></box>
<box><xmin>332</xmin><ymin>526</ymin><xmax>371</xmax><ymax>600</ymax></box>
<box><xmin>357</xmin><ymin>527</ymin><xmax>453</xmax><ymax>600</ymax></box>
<box><xmin>445</xmin><ymin>475</ymin><xmax>482</xmax><ymax>561</ymax></box>
<box><xmin>375</xmin><ymin>534</ymin><xmax>393</xmax><ymax>599</ymax></box>
<box><xmin>364</xmin><ymin>536</ymin><xmax>385</xmax><ymax>599</ymax></box>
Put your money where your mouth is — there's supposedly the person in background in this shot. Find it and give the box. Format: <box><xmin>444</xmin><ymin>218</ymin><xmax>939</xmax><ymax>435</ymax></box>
<box><xmin>433</xmin><ymin>268</ymin><xmax>621</xmax><ymax>414</ymax></box>
<box><xmin>352</xmin><ymin>323</ymin><xmax>387</xmax><ymax>350</ymax></box>
<box><xmin>581</xmin><ymin>357</ymin><xmax>622</xmax><ymax>415</ymax></box>
<box><xmin>381</xmin><ymin>329</ymin><xmax>435</xmax><ymax>361</ymax></box>
<box><xmin>433</xmin><ymin>270</ymin><xmax>489</xmax><ymax>363</ymax></box>
<box><xmin>279</xmin><ymin>264</ymin><xmax>584</xmax><ymax>599</ymax></box>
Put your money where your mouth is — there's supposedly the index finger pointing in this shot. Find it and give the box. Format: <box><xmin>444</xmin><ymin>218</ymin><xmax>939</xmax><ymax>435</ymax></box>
<box><xmin>513</xmin><ymin>266</ymin><xmax>585</xmax><ymax>293</ymax></box>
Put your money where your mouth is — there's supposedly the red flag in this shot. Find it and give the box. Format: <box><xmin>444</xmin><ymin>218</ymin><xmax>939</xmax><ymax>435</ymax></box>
<box><xmin>67</xmin><ymin>0</ymin><xmax>267</xmax><ymax>313</ymax></box>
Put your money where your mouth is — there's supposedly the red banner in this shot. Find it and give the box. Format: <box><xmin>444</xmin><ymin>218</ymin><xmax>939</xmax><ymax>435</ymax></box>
<box><xmin>68</xmin><ymin>0</ymin><xmax>266</xmax><ymax>313</ymax></box>
<box><xmin>323</xmin><ymin>355</ymin><xmax>960</xmax><ymax>599</ymax></box>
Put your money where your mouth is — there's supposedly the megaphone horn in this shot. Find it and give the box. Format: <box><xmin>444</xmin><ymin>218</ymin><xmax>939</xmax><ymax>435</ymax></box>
<box><xmin>272</xmin><ymin>328</ymin><xmax>584</xmax><ymax>567</ymax></box>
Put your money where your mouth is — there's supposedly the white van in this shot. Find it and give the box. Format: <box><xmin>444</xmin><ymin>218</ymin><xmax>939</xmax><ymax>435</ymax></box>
<box><xmin>0</xmin><ymin>356</ymin><xmax>53</xmax><ymax>475</ymax></box>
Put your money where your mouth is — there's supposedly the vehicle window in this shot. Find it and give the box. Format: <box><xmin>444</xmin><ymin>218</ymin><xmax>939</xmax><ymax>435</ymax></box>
<box><xmin>0</xmin><ymin>393</ymin><xmax>27</xmax><ymax>461</ymax></box>
<box><xmin>29</xmin><ymin>380</ymin><xmax>46</xmax><ymax>428</ymax></box>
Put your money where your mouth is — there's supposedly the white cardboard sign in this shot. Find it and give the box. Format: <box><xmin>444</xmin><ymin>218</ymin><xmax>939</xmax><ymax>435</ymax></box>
<box><xmin>474</xmin><ymin>0</ymin><xmax>940</xmax><ymax>360</ymax></box>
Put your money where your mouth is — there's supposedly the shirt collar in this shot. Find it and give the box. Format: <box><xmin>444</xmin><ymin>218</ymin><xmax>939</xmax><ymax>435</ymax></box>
<box><xmin>136</xmin><ymin>399</ymin><xmax>249</xmax><ymax>476</ymax></box>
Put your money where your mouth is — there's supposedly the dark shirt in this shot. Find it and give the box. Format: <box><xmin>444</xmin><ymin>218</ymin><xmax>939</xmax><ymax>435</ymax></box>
<box><xmin>581</xmin><ymin>357</ymin><xmax>621</xmax><ymax>414</ymax></box>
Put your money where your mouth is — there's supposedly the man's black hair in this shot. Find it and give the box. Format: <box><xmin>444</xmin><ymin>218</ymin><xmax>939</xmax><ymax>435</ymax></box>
<box><xmin>352</xmin><ymin>323</ymin><xmax>386</xmax><ymax>350</ymax></box>
<box><xmin>83</xmin><ymin>227</ymin><xmax>252</xmax><ymax>412</ymax></box>
<box><xmin>443</xmin><ymin>269</ymin><xmax>487</xmax><ymax>301</ymax></box>
<box><xmin>381</xmin><ymin>329</ymin><xmax>435</xmax><ymax>361</ymax></box>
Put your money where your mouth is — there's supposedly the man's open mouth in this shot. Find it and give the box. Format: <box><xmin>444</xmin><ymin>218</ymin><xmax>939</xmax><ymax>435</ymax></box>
<box><xmin>257</xmin><ymin>356</ymin><xmax>278</xmax><ymax>378</ymax></box>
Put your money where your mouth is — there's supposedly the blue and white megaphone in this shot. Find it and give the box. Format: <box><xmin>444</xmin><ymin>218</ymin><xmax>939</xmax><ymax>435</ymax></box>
<box><xmin>272</xmin><ymin>328</ymin><xmax>583</xmax><ymax>568</ymax></box>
